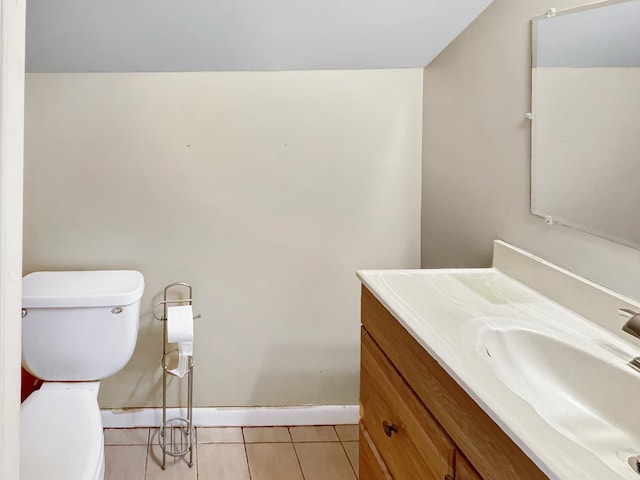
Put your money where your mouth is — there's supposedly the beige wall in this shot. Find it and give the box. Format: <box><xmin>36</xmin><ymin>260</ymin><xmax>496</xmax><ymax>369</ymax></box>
<box><xmin>24</xmin><ymin>69</ymin><xmax>423</xmax><ymax>408</ymax></box>
<box><xmin>421</xmin><ymin>0</ymin><xmax>640</xmax><ymax>301</ymax></box>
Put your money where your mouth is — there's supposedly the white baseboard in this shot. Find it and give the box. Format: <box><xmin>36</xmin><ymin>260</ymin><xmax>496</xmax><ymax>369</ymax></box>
<box><xmin>101</xmin><ymin>405</ymin><xmax>359</xmax><ymax>428</ymax></box>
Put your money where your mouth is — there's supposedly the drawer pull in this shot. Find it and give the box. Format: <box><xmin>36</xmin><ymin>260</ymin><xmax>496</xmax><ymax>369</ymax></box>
<box><xmin>444</xmin><ymin>475</ymin><xmax>454</xmax><ymax>480</ymax></box>
<box><xmin>382</xmin><ymin>420</ymin><xmax>398</xmax><ymax>437</ymax></box>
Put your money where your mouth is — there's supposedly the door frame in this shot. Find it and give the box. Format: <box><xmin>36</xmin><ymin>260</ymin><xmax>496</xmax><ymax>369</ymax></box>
<box><xmin>0</xmin><ymin>0</ymin><xmax>26</xmax><ymax>478</ymax></box>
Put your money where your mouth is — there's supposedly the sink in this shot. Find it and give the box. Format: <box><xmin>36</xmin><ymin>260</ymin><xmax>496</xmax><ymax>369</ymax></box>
<box><xmin>477</xmin><ymin>322</ymin><xmax>640</xmax><ymax>477</ymax></box>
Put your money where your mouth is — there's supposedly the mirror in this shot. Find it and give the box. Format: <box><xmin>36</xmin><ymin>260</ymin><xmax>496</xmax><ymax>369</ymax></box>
<box><xmin>531</xmin><ymin>0</ymin><xmax>640</xmax><ymax>249</ymax></box>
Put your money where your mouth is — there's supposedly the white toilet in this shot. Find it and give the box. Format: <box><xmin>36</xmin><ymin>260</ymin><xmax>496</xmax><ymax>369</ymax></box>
<box><xmin>20</xmin><ymin>270</ymin><xmax>145</xmax><ymax>480</ymax></box>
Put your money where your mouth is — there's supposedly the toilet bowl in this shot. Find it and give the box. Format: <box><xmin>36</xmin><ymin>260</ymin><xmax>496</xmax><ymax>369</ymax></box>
<box><xmin>20</xmin><ymin>270</ymin><xmax>144</xmax><ymax>480</ymax></box>
<box><xmin>21</xmin><ymin>383</ymin><xmax>104</xmax><ymax>480</ymax></box>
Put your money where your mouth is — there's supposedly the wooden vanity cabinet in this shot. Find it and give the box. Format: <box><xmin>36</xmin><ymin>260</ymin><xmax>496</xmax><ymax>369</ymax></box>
<box><xmin>361</xmin><ymin>329</ymin><xmax>455</xmax><ymax>479</ymax></box>
<box><xmin>454</xmin><ymin>452</ymin><xmax>482</xmax><ymax>480</ymax></box>
<box><xmin>359</xmin><ymin>286</ymin><xmax>548</xmax><ymax>480</ymax></box>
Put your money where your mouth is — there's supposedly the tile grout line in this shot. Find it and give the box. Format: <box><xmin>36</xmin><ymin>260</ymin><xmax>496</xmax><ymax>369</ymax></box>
<box><xmin>143</xmin><ymin>428</ymin><xmax>150</xmax><ymax>480</ymax></box>
<box><xmin>195</xmin><ymin>435</ymin><xmax>199</xmax><ymax>480</ymax></box>
<box><xmin>242</xmin><ymin>427</ymin><xmax>253</xmax><ymax>480</ymax></box>
<box><xmin>333</xmin><ymin>425</ymin><xmax>340</xmax><ymax>442</ymax></box>
<box><xmin>335</xmin><ymin>426</ymin><xmax>359</xmax><ymax>480</ymax></box>
<box><xmin>289</xmin><ymin>427</ymin><xmax>308</xmax><ymax>480</ymax></box>
<box><xmin>339</xmin><ymin>440</ymin><xmax>358</xmax><ymax>480</ymax></box>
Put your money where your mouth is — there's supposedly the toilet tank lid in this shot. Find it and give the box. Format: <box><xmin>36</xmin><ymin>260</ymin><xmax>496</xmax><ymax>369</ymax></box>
<box><xmin>22</xmin><ymin>270</ymin><xmax>145</xmax><ymax>308</ymax></box>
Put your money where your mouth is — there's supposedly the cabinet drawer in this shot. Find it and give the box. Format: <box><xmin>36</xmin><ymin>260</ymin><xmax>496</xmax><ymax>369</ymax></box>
<box><xmin>359</xmin><ymin>424</ymin><xmax>394</xmax><ymax>480</ymax></box>
<box><xmin>361</xmin><ymin>328</ymin><xmax>455</xmax><ymax>480</ymax></box>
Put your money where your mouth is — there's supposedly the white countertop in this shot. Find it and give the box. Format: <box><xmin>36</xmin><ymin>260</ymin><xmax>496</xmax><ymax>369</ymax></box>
<box><xmin>357</xmin><ymin>265</ymin><xmax>640</xmax><ymax>480</ymax></box>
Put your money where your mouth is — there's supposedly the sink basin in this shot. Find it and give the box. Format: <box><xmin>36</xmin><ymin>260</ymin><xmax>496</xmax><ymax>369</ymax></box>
<box><xmin>477</xmin><ymin>323</ymin><xmax>640</xmax><ymax>477</ymax></box>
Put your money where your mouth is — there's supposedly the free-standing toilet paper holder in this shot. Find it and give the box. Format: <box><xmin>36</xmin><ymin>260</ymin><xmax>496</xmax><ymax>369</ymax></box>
<box><xmin>153</xmin><ymin>282</ymin><xmax>202</xmax><ymax>470</ymax></box>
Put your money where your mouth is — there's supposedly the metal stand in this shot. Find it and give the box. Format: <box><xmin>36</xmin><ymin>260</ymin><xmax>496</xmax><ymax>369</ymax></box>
<box><xmin>153</xmin><ymin>282</ymin><xmax>201</xmax><ymax>470</ymax></box>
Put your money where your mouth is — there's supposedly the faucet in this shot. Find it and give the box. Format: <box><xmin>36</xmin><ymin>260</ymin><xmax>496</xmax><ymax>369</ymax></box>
<box><xmin>620</xmin><ymin>309</ymin><xmax>640</xmax><ymax>377</ymax></box>
<box><xmin>621</xmin><ymin>308</ymin><xmax>640</xmax><ymax>339</ymax></box>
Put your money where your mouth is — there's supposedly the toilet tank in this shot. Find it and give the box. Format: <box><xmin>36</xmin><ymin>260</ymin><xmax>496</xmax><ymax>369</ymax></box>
<box><xmin>22</xmin><ymin>270</ymin><xmax>145</xmax><ymax>381</ymax></box>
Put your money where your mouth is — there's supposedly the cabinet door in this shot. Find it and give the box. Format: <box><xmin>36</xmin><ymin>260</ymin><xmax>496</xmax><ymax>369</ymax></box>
<box><xmin>361</xmin><ymin>329</ymin><xmax>455</xmax><ymax>480</ymax></box>
<box><xmin>456</xmin><ymin>451</ymin><xmax>482</xmax><ymax>480</ymax></box>
<box><xmin>359</xmin><ymin>425</ymin><xmax>394</xmax><ymax>480</ymax></box>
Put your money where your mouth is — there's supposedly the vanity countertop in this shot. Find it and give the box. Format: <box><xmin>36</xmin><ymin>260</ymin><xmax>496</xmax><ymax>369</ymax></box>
<box><xmin>357</xmin><ymin>242</ymin><xmax>640</xmax><ymax>480</ymax></box>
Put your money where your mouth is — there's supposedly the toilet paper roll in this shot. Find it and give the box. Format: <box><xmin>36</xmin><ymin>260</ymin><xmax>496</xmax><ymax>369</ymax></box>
<box><xmin>167</xmin><ymin>305</ymin><xmax>193</xmax><ymax>378</ymax></box>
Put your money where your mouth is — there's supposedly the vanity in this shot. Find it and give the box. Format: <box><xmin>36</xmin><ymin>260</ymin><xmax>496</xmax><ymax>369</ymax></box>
<box><xmin>357</xmin><ymin>241</ymin><xmax>640</xmax><ymax>480</ymax></box>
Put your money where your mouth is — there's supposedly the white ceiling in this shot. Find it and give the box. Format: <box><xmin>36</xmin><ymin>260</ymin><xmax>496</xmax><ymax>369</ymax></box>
<box><xmin>26</xmin><ymin>0</ymin><xmax>493</xmax><ymax>72</ymax></box>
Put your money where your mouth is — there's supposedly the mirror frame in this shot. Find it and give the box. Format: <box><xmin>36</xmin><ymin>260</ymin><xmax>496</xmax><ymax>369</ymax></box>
<box><xmin>530</xmin><ymin>0</ymin><xmax>640</xmax><ymax>249</ymax></box>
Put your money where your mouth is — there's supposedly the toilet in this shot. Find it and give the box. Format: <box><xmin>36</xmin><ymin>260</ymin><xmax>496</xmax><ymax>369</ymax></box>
<box><xmin>20</xmin><ymin>270</ymin><xmax>145</xmax><ymax>480</ymax></box>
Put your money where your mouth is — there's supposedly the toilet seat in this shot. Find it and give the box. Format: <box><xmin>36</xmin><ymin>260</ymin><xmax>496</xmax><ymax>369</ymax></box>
<box><xmin>21</xmin><ymin>383</ymin><xmax>104</xmax><ymax>480</ymax></box>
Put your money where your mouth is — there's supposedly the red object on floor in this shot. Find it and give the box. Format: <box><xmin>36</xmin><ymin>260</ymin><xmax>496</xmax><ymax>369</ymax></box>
<box><xmin>21</xmin><ymin>367</ymin><xmax>42</xmax><ymax>403</ymax></box>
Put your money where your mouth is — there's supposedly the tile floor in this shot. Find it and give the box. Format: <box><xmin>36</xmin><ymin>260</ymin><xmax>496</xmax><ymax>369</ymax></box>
<box><xmin>104</xmin><ymin>425</ymin><xmax>359</xmax><ymax>479</ymax></box>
